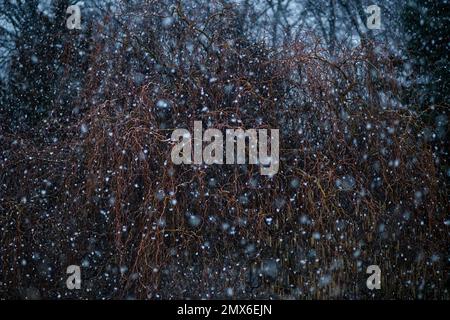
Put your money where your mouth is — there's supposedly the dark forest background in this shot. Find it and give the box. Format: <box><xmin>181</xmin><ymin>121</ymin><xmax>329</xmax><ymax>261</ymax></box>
<box><xmin>0</xmin><ymin>0</ymin><xmax>448</xmax><ymax>299</ymax></box>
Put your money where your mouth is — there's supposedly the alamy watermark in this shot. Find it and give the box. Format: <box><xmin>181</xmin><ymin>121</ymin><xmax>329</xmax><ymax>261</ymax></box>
<box><xmin>66</xmin><ymin>265</ymin><xmax>81</xmax><ymax>290</ymax></box>
<box><xmin>366</xmin><ymin>265</ymin><xmax>381</xmax><ymax>290</ymax></box>
<box><xmin>65</xmin><ymin>3</ymin><xmax>381</xmax><ymax>31</ymax></box>
<box><xmin>66</xmin><ymin>2</ymin><xmax>83</xmax><ymax>30</ymax></box>
<box><xmin>365</xmin><ymin>5</ymin><xmax>381</xmax><ymax>30</ymax></box>
<box><xmin>170</xmin><ymin>121</ymin><xmax>279</xmax><ymax>176</ymax></box>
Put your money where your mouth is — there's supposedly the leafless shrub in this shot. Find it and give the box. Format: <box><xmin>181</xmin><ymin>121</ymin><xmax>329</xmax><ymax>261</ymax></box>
<box><xmin>0</xmin><ymin>1</ymin><xmax>448</xmax><ymax>299</ymax></box>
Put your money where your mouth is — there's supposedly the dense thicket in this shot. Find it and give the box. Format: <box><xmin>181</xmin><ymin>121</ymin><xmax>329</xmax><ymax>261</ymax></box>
<box><xmin>0</xmin><ymin>0</ymin><xmax>448</xmax><ymax>299</ymax></box>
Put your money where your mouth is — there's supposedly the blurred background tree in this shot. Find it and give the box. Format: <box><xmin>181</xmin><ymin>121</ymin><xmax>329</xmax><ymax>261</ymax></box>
<box><xmin>0</xmin><ymin>0</ymin><xmax>95</xmax><ymax>131</ymax></box>
<box><xmin>402</xmin><ymin>0</ymin><xmax>449</xmax><ymax>181</ymax></box>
